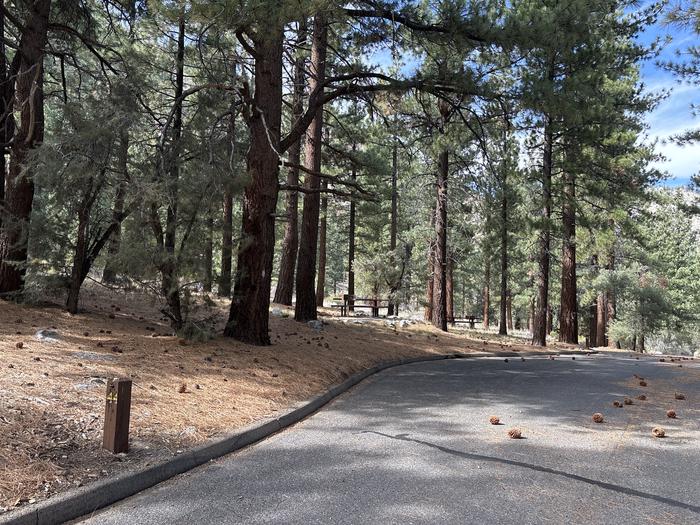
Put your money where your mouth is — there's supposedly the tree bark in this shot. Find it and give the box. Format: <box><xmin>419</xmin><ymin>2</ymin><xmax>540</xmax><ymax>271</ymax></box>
<box><xmin>273</xmin><ymin>20</ymin><xmax>306</xmax><ymax>306</ymax></box>
<box><xmin>424</xmin><ymin>243</ymin><xmax>434</xmax><ymax>321</ymax></box>
<box><xmin>431</xmin><ymin>149</ymin><xmax>448</xmax><ymax>332</ymax></box>
<box><xmin>156</xmin><ymin>12</ymin><xmax>186</xmax><ymax>330</ymax></box>
<box><xmin>388</xmin><ymin>139</ymin><xmax>399</xmax><ymax>315</ymax></box>
<box><xmin>203</xmin><ymin>211</ymin><xmax>213</xmax><ymax>292</ymax></box>
<box><xmin>0</xmin><ymin>2</ymin><xmax>15</xmax><ymax>221</ymax></box>
<box><xmin>225</xmin><ymin>29</ymin><xmax>284</xmax><ymax>345</ymax></box>
<box><xmin>294</xmin><ymin>13</ymin><xmax>327</xmax><ymax>323</ymax></box>
<box><xmin>0</xmin><ymin>0</ymin><xmax>51</xmax><ymax>296</ymax></box>
<box><xmin>588</xmin><ymin>299</ymin><xmax>598</xmax><ymax>348</ymax></box>
<box><xmin>219</xmin><ymin>188</ymin><xmax>233</xmax><ymax>297</ymax></box>
<box><xmin>483</xmin><ymin>253</ymin><xmax>490</xmax><ymax>329</ymax></box>
<box><xmin>315</xmin><ymin>179</ymin><xmax>327</xmax><ymax>306</ymax></box>
<box><xmin>66</xmin><ymin>200</ymin><xmax>92</xmax><ymax>314</ymax></box>
<box><xmin>596</xmin><ymin>291</ymin><xmax>607</xmax><ymax>347</ymax></box>
<box><xmin>498</xmin><ymin>170</ymin><xmax>508</xmax><ymax>335</ymax></box>
<box><xmin>607</xmin><ymin>251</ymin><xmax>618</xmax><ymax>348</ymax></box>
<box><xmin>446</xmin><ymin>255</ymin><xmax>454</xmax><ymax>323</ymax></box>
<box><xmin>532</xmin><ymin>114</ymin><xmax>553</xmax><ymax>346</ymax></box>
<box><xmin>506</xmin><ymin>291</ymin><xmax>513</xmax><ymax>330</ymax></box>
<box><xmin>347</xmin><ymin>145</ymin><xmax>356</xmax><ymax>312</ymax></box>
<box><xmin>559</xmin><ymin>170</ymin><xmax>578</xmax><ymax>343</ymax></box>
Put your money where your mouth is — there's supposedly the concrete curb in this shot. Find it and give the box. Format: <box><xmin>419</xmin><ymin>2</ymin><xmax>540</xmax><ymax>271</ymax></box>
<box><xmin>2</xmin><ymin>349</ymin><xmax>593</xmax><ymax>525</ymax></box>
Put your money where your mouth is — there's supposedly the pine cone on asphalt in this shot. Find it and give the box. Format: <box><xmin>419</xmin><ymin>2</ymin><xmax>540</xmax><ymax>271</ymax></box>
<box><xmin>507</xmin><ymin>428</ymin><xmax>522</xmax><ymax>439</ymax></box>
<box><xmin>652</xmin><ymin>427</ymin><xmax>665</xmax><ymax>438</ymax></box>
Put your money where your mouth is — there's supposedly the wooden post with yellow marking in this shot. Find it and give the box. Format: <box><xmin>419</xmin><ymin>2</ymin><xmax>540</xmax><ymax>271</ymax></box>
<box><xmin>103</xmin><ymin>378</ymin><xmax>132</xmax><ymax>453</ymax></box>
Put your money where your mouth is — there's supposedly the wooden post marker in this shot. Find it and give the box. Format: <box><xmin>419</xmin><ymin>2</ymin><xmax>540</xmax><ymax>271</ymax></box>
<box><xmin>103</xmin><ymin>378</ymin><xmax>132</xmax><ymax>453</ymax></box>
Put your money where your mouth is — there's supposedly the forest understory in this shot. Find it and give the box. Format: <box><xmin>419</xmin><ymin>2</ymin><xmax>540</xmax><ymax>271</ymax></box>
<box><xmin>0</xmin><ymin>285</ymin><xmax>568</xmax><ymax>512</ymax></box>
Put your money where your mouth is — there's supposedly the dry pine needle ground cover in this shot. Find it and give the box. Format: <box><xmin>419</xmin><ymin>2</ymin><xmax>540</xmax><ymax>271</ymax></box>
<box><xmin>0</xmin><ymin>286</ymin><xmax>553</xmax><ymax>512</ymax></box>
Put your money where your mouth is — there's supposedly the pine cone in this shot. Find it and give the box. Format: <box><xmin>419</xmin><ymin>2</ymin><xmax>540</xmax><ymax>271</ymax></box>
<box><xmin>507</xmin><ymin>428</ymin><xmax>522</xmax><ymax>439</ymax></box>
<box><xmin>652</xmin><ymin>427</ymin><xmax>665</xmax><ymax>438</ymax></box>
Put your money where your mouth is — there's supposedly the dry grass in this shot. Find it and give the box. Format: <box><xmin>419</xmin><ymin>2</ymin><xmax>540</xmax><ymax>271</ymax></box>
<box><xmin>0</xmin><ymin>286</ymin><xmax>556</xmax><ymax>512</ymax></box>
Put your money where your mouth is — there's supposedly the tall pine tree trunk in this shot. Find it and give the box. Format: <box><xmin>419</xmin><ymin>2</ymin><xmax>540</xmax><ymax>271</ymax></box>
<box><xmin>315</xmin><ymin>179</ymin><xmax>327</xmax><ymax>306</ymax></box>
<box><xmin>0</xmin><ymin>3</ymin><xmax>15</xmax><ymax>224</ymax></box>
<box><xmin>219</xmin><ymin>188</ymin><xmax>233</xmax><ymax>297</ymax></box>
<box><xmin>0</xmin><ymin>0</ymin><xmax>51</xmax><ymax>295</ymax></box>
<box><xmin>588</xmin><ymin>255</ymin><xmax>598</xmax><ymax>347</ymax></box>
<box><xmin>159</xmin><ymin>12</ymin><xmax>186</xmax><ymax>330</ymax></box>
<box><xmin>274</xmin><ymin>20</ymin><xmax>306</xmax><ymax>306</ymax></box>
<box><xmin>446</xmin><ymin>255</ymin><xmax>454</xmax><ymax>323</ymax></box>
<box><xmin>347</xmin><ymin>146</ymin><xmax>356</xmax><ymax>312</ymax></box>
<box><xmin>559</xmin><ymin>170</ymin><xmax>578</xmax><ymax>343</ymax></box>
<box><xmin>483</xmin><ymin>254</ymin><xmax>490</xmax><ymax>329</ymax></box>
<box><xmin>203</xmin><ymin>211</ymin><xmax>213</xmax><ymax>292</ymax></box>
<box><xmin>294</xmin><ymin>13</ymin><xmax>327</xmax><ymax>323</ymax></box>
<box><xmin>219</xmin><ymin>87</ymin><xmax>238</xmax><ymax>298</ymax></box>
<box><xmin>388</xmin><ymin>139</ymin><xmax>399</xmax><ymax>315</ymax></box>
<box><xmin>498</xmin><ymin>171</ymin><xmax>508</xmax><ymax>335</ymax></box>
<box><xmin>431</xmin><ymin>149</ymin><xmax>448</xmax><ymax>332</ymax></box>
<box><xmin>596</xmin><ymin>291</ymin><xmax>607</xmax><ymax>347</ymax></box>
<box><xmin>506</xmin><ymin>291</ymin><xmax>513</xmax><ymax>330</ymax></box>
<box><xmin>424</xmin><ymin>243</ymin><xmax>434</xmax><ymax>321</ymax></box>
<box><xmin>225</xmin><ymin>30</ymin><xmax>283</xmax><ymax>345</ymax></box>
<box><xmin>532</xmin><ymin>115</ymin><xmax>553</xmax><ymax>346</ymax></box>
<box><xmin>607</xmin><ymin>251</ymin><xmax>618</xmax><ymax>348</ymax></box>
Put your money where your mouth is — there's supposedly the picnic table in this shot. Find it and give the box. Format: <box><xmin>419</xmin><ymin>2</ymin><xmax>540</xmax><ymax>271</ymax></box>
<box><xmin>331</xmin><ymin>294</ymin><xmax>390</xmax><ymax>317</ymax></box>
<box><xmin>449</xmin><ymin>316</ymin><xmax>482</xmax><ymax>329</ymax></box>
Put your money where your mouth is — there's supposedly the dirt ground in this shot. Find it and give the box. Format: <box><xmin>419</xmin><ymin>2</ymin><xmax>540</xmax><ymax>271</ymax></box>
<box><xmin>0</xmin><ymin>286</ymin><xmax>562</xmax><ymax>513</ymax></box>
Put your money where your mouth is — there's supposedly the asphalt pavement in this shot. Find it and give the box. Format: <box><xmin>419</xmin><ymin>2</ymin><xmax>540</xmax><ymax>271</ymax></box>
<box><xmin>78</xmin><ymin>352</ymin><xmax>700</xmax><ymax>525</ymax></box>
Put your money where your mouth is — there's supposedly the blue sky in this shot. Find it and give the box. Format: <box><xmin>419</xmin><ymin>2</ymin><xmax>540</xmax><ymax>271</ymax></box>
<box><xmin>638</xmin><ymin>11</ymin><xmax>698</xmax><ymax>186</ymax></box>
